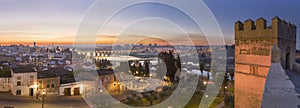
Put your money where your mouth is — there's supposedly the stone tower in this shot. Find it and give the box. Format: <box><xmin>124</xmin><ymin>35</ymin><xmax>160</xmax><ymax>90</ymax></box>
<box><xmin>234</xmin><ymin>17</ymin><xmax>296</xmax><ymax>108</ymax></box>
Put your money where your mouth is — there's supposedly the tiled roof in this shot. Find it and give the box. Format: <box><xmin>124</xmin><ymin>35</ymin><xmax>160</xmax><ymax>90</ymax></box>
<box><xmin>49</xmin><ymin>67</ymin><xmax>75</xmax><ymax>84</ymax></box>
<box><xmin>38</xmin><ymin>70</ymin><xmax>59</xmax><ymax>79</ymax></box>
<box><xmin>12</xmin><ymin>66</ymin><xmax>37</xmax><ymax>73</ymax></box>
<box><xmin>49</xmin><ymin>67</ymin><xmax>72</xmax><ymax>76</ymax></box>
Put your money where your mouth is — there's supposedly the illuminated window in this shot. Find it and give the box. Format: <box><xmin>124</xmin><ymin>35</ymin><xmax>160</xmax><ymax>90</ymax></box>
<box><xmin>17</xmin><ymin>77</ymin><xmax>21</xmax><ymax>86</ymax></box>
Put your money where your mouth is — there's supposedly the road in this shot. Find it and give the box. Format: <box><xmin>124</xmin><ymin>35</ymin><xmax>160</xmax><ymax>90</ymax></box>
<box><xmin>0</xmin><ymin>93</ymin><xmax>90</xmax><ymax>108</ymax></box>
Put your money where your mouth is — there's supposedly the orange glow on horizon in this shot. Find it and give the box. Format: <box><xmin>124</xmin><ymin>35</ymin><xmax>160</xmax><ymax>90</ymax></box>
<box><xmin>0</xmin><ymin>35</ymin><xmax>233</xmax><ymax>46</ymax></box>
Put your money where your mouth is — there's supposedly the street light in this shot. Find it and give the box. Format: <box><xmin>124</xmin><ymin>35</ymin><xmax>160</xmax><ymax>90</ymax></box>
<box><xmin>202</xmin><ymin>81</ymin><xmax>207</xmax><ymax>91</ymax></box>
<box><xmin>41</xmin><ymin>90</ymin><xmax>46</xmax><ymax>108</ymax></box>
<box><xmin>224</xmin><ymin>86</ymin><xmax>228</xmax><ymax>96</ymax></box>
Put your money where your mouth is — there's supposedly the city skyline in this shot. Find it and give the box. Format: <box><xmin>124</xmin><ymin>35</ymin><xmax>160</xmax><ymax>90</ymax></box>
<box><xmin>1</xmin><ymin>0</ymin><xmax>300</xmax><ymax>49</ymax></box>
<box><xmin>0</xmin><ymin>1</ymin><xmax>300</xmax><ymax>107</ymax></box>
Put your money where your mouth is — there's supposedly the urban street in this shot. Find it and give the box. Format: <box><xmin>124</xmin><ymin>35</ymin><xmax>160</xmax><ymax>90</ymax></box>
<box><xmin>0</xmin><ymin>93</ymin><xmax>89</xmax><ymax>108</ymax></box>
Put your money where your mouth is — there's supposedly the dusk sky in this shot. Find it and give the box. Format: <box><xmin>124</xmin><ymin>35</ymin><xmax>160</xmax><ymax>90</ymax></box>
<box><xmin>0</xmin><ymin>0</ymin><xmax>299</xmax><ymax>49</ymax></box>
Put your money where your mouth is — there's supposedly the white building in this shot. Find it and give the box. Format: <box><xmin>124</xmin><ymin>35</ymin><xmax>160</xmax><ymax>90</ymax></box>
<box><xmin>59</xmin><ymin>81</ymin><xmax>84</xmax><ymax>96</ymax></box>
<box><xmin>11</xmin><ymin>66</ymin><xmax>38</xmax><ymax>96</ymax></box>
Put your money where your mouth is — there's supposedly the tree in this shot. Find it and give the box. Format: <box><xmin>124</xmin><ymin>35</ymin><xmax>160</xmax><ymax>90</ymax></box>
<box><xmin>207</xmin><ymin>71</ymin><xmax>210</xmax><ymax>80</ymax></box>
<box><xmin>125</xmin><ymin>96</ymin><xmax>137</xmax><ymax>106</ymax></box>
<box><xmin>224</xmin><ymin>95</ymin><xmax>234</xmax><ymax>107</ymax></box>
<box><xmin>0</xmin><ymin>66</ymin><xmax>11</xmax><ymax>77</ymax></box>
<box><xmin>142</xmin><ymin>91</ymin><xmax>158</xmax><ymax>106</ymax></box>
<box><xmin>200</xmin><ymin>63</ymin><xmax>205</xmax><ymax>76</ymax></box>
<box><xmin>159</xmin><ymin>91</ymin><xmax>168</xmax><ymax>100</ymax></box>
<box><xmin>131</xmin><ymin>93</ymin><xmax>137</xmax><ymax>97</ymax></box>
<box><xmin>229</xmin><ymin>69</ymin><xmax>234</xmax><ymax>81</ymax></box>
<box><xmin>221</xmin><ymin>72</ymin><xmax>229</xmax><ymax>97</ymax></box>
<box><xmin>144</xmin><ymin>61</ymin><xmax>150</xmax><ymax>76</ymax></box>
<box><xmin>176</xmin><ymin>54</ymin><xmax>181</xmax><ymax>71</ymax></box>
<box><xmin>157</xmin><ymin>51</ymin><xmax>180</xmax><ymax>82</ymax></box>
<box><xmin>138</xmin><ymin>63</ymin><xmax>143</xmax><ymax>76</ymax></box>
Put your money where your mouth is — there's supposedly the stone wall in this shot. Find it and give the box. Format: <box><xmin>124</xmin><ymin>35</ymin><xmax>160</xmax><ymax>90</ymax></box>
<box><xmin>234</xmin><ymin>17</ymin><xmax>297</xmax><ymax>108</ymax></box>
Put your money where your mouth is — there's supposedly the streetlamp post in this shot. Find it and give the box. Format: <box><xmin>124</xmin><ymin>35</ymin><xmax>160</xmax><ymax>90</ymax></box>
<box><xmin>224</xmin><ymin>86</ymin><xmax>228</xmax><ymax>96</ymax></box>
<box><xmin>42</xmin><ymin>90</ymin><xmax>46</xmax><ymax>108</ymax></box>
<box><xmin>202</xmin><ymin>81</ymin><xmax>207</xmax><ymax>91</ymax></box>
<box><xmin>34</xmin><ymin>84</ymin><xmax>39</xmax><ymax>100</ymax></box>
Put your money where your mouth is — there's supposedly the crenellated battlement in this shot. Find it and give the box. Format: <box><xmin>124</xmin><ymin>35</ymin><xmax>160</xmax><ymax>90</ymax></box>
<box><xmin>235</xmin><ymin>16</ymin><xmax>297</xmax><ymax>39</ymax></box>
<box><xmin>236</xmin><ymin>16</ymin><xmax>297</xmax><ymax>31</ymax></box>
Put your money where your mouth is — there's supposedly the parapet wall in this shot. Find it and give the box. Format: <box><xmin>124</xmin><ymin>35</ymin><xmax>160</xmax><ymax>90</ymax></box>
<box><xmin>235</xmin><ymin>16</ymin><xmax>297</xmax><ymax>40</ymax></box>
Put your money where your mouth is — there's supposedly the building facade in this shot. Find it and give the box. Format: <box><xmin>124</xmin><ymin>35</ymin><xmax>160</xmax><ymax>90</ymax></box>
<box><xmin>37</xmin><ymin>70</ymin><xmax>60</xmax><ymax>96</ymax></box>
<box><xmin>11</xmin><ymin>67</ymin><xmax>38</xmax><ymax>96</ymax></box>
<box><xmin>97</xmin><ymin>69</ymin><xmax>116</xmax><ymax>93</ymax></box>
<box><xmin>0</xmin><ymin>77</ymin><xmax>11</xmax><ymax>92</ymax></box>
<box><xmin>234</xmin><ymin>17</ymin><xmax>296</xmax><ymax>108</ymax></box>
<box><xmin>59</xmin><ymin>82</ymin><xmax>83</xmax><ymax>96</ymax></box>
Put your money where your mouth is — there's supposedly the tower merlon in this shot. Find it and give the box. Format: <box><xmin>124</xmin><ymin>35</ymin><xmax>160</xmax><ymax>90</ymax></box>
<box><xmin>235</xmin><ymin>21</ymin><xmax>244</xmax><ymax>31</ymax></box>
<box><xmin>244</xmin><ymin>19</ymin><xmax>255</xmax><ymax>31</ymax></box>
<box><xmin>272</xmin><ymin>16</ymin><xmax>281</xmax><ymax>22</ymax></box>
<box><xmin>256</xmin><ymin>17</ymin><xmax>267</xmax><ymax>30</ymax></box>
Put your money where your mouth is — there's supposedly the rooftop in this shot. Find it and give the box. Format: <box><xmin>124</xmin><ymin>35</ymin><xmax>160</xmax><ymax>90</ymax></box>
<box><xmin>12</xmin><ymin>66</ymin><xmax>37</xmax><ymax>73</ymax></box>
<box><xmin>50</xmin><ymin>67</ymin><xmax>72</xmax><ymax>76</ymax></box>
<box><xmin>49</xmin><ymin>67</ymin><xmax>75</xmax><ymax>84</ymax></box>
<box><xmin>97</xmin><ymin>69</ymin><xmax>114</xmax><ymax>76</ymax></box>
<box><xmin>38</xmin><ymin>70</ymin><xmax>59</xmax><ymax>79</ymax></box>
